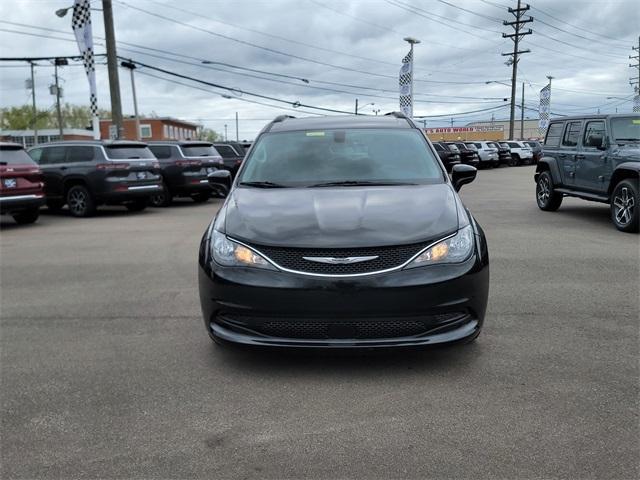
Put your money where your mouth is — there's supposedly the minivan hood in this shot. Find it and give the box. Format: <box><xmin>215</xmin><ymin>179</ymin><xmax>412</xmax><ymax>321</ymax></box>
<box><xmin>223</xmin><ymin>184</ymin><xmax>460</xmax><ymax>248</ymax></box>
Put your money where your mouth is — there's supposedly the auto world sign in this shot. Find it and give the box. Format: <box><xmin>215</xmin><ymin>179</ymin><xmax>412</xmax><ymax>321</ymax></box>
<box><xmin>424</xmin><ymin>126</ymin><xmax>504</xmax><ymax>134</ymax></box>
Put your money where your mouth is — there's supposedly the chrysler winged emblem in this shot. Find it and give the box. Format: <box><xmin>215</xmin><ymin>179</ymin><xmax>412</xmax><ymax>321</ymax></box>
<box><xmin>302</xmin><ymin>255</ymin><xmax>378</xmax><ymax>265</ymax></box>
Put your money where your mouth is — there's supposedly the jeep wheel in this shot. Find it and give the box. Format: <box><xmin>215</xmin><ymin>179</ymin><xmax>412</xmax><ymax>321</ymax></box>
<box><xmin>611</xmin><ymin>179</ymin><xmax>639</xmax><ymax>233</ymax></box>
<box><xmin>149</xmin><ymin>182</ymin><xmax>172</xmax><ymax>207</ymax></box>
<box><xmin>536</xmin><ymin>171</ymin><xmax>563</xmax><ymax>211</ymax></box>
<box><xmin>67</xmin><ymin>185</ymin><xmax>96</xmax><ymax>217</ymax></box>
<box><xmin>508</xmin><ymin>154</ymin><xmax>520</xmax><ymax>167</ymax></box>
<box><xmin>12</xmin><ymin>207</ymin><xmax>40</xmax><ymax>224</ymax></box>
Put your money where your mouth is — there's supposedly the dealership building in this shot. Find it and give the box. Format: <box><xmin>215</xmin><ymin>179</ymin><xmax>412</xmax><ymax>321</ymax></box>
<box><xmin>423</xmin><ymin>118</ymin><xmax>541</xmax><ymax>142</ymax></box>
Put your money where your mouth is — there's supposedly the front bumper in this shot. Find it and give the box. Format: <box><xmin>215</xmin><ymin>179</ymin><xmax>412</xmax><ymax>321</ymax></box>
<box><xmin>198</xmin><ymin>232</ymin><xmax>489</xmax><ymax>349</ymax></box>
<box><xmin>0</xmin><ymin>193</ymin><xmax>45</xmax><ymax>214</ymax></box>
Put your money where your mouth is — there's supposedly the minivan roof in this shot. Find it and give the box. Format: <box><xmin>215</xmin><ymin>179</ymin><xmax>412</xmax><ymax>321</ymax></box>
<box><xmin>265</xmin><ymin>114</ymin><xmax>415</xmax><ymax>133</ymax></box>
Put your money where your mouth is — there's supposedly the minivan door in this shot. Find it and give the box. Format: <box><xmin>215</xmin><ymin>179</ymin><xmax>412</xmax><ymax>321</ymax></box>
<box><xmin>574</xmin><ymin>120</ymin><xmax>609</xmax><ymax>193</ymax></box>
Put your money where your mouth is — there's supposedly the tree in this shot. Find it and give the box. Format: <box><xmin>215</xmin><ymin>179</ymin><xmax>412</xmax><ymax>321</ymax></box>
<box><xmin>1</xmin><ymin>104</ymin><xmax>110</xmax><ymax>130</ymax></box>
<box><xmin>200</xmin><ymin>127</ymin><xmax>222</xmax><ymax>142</ymax></box>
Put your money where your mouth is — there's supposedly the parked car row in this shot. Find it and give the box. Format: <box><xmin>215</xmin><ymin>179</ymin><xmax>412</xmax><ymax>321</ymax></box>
<box><xmin>431</xmin><ymin>139</ymin><xmax>540</xmax><ymax>171</ymax></box>
<box><xmin>0</xmin><ymin>139</ymin><xmax>243</xmax><ymax>224</ymax></box>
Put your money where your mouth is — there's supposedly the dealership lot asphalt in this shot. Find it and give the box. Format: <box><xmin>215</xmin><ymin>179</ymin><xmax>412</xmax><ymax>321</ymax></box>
<box><xmin>1</xmin><ymin>166</ymin><xmax>638</xmax><ymax>479</ymax></box>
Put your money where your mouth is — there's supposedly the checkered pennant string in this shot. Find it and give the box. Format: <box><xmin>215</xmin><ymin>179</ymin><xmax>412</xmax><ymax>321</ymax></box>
<box><xmin>633</xmin><ymin>94</ymin><xmax>640</xmax><ymax>113</ymax></box>
<box><xmin>538</xmin><ymin>83</ymin><xmax>551</xmax><ymax>137</ymax></box>
<box><xmin>72</xmin><ymin>0</ymin><xmax>99</xmax><ymax>138</ymax></box>
<box><xmin>399</xmin><ymin>48</ymin><xmax>413</xmax><ymax>117</ymax></box>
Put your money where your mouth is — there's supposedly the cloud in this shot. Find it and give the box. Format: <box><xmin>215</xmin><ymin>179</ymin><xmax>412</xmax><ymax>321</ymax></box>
<box><xmin>0</xmin><ymin>0</ymin><xmax>637</xmax><ymax>139</ymax></box>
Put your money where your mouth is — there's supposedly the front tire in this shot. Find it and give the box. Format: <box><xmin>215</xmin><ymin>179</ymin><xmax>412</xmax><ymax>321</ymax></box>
<box><xmin>12</xmin><ymin>207</ymin><xmax>40</xmax><ymax>224</ymax></box>
<box><xmin>508</xmin><ymin>154</ymin><xmax>520</xmax><ymax>167</ymax></box>
<box><xmin>66</xmin><ymin>185</ymin><xmax>96</xmax><ymax>217</ymax></box>
<box><xmin>611</xmin><ymin>179</ymin><xmax>639</xmax><ymax>233</ymax></box>
<box><xmin>536</xmin><ymin>171</ymin><xmax>563</xmax><ymax>211</ymax></box>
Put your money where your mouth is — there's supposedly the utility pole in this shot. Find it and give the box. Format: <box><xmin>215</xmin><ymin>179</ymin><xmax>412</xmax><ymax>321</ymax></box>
<box><xmin>53</xmin><ymin>58</ymin><xmax>67</xmax><ymax>137</ymax></box>
<box><xmin>520</xmin><ymin>82</ymin><xmax>525</xmax><ymax>139</ymax></box>
<box><xmin>102</xmin><ymin>0</ymin><xmax>123</xmax><ymax>139</ymax></box>
<box><xmin>29</xmin><ymin>62</ymin><xmax>38</xmax><ymax>145</ymax></box>
<box><xmin>502</xmin><ymin>0</ymin><xmax>532</xmax><ymax>140</ymax></box>
<box><xmin>630</xmin><ymin>35</ymin><xmax>639</xmax><ymax>112</ymax></box>
<box><xmin>355</xmin><ymin>98</ymin><xmax>359</xmax><ymax>115</ymax></box>
<box><xmin>224</xmin><ymin>124</ymin><xmax>228</xmax><ymax>141</ymax></box>
<box><xmin>235</xmin><ymin>112</ymin><xmax>239</xmax><ymax>141</ymax></box>
<box><xmin>120</xmin><ymin>60</ymin><xmax>139</xmax><ymax>140</ymax></box>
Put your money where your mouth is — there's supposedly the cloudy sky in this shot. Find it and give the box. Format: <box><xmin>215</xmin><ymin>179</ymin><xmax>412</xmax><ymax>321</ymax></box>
<box><xmin>0</xmin><ymin>0</ymin><xmax>638</xmax><ymax>139</ymax></box>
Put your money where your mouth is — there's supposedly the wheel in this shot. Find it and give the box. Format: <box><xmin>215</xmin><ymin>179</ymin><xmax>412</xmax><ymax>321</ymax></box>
<box><xmin>211</xmin><ymin>184</ymin><xmax>229</xmax><ymax>199</ymax></box>
<box><xmin>12</xmin><ymin>207</ymin><xmax>40</xmax><ymax>224</ymax></box>
<box><xmin>508</xmin><ymin>154</ymin><xmax>520</xmax><ymax>167</ymax></box>
<box><xmin>149</xmin><ymin>182</ymin><xmax>172</xmax><ymax>207</ymax></box>
<box><xmin>536</xmin><ymin>171</ymin><xmax>563</xmax><ymax>211</ymax></box>
<box><xmin>46</xmin><ymin>200</ymin><xmax>64</xmax><ymax>212</ymax></box>
<box><xmin>492</xmin><ymin>160</ymin><xmax>500</xmax><ymax>168</ymax></box>
<box><xmin>610</xmin><ymin>179</ymin><xmax>639</xmax><ymax>233</ymax></box>
<box><xmin>192</xmin><ymin>192</ymin><xmax>211</xmax><ymax>203</ymax></box>
<box><xmin>66</xmin><ymin>185</ymin><xmax>96</xmax><ymax>217</ymax></box>
<box><xmin>125</xmin><ymin>199</ymin><xmax>147</xmax><ymax>212</ymax></box>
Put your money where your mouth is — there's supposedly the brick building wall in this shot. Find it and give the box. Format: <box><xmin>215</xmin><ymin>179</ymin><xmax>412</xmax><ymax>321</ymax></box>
<box><xmin>100</xmin><ymin>118</ymin><xmax>198</xmax><ymax>141</ymax></box>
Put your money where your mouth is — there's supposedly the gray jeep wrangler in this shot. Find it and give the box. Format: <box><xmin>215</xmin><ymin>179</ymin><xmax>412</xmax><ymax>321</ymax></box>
<box><xmin>535</xmin><ymin>114</ymin><xmax>639</xmax><ymax>233</ymax></box>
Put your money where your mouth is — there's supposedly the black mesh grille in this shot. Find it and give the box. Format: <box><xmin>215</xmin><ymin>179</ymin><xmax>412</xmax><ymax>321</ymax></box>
<box><xmin>222</xmin><ymin>313</ymin><xmax>465</xmax><ymax>340</ymax></box>
<box><xmin>248</xmin><ymin>241</ymin><xmax>434</xmax><ymax>275</ymax></box>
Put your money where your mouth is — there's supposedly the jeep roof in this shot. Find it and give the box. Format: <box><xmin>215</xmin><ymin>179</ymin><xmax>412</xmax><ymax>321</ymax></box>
<box><xmin>261</xmin><ymin>112</ymin><xmax>418</xmax><ymax>134</ymax></box>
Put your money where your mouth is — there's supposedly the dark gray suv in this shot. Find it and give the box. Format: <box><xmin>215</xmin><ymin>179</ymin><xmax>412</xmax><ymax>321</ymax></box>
<box><xmin>28</xmin><ymin>141</ymin><xmax>162</xmax><ymax>217</ymax></box>
<box><xmin>534</xmin><ymin>114</ymin><xmax>639</xmax><ymax>232</ymax></box>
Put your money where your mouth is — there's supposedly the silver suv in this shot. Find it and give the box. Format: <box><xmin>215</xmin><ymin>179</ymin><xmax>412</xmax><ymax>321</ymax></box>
<box><xmin>465</xmin><ymin>142</ymin><xmax>499</xmax><ymax>168</ymax></box>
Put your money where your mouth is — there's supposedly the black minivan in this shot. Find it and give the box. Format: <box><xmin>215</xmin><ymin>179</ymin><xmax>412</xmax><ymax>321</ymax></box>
<box><xmin>198</xmin><ymin>113</ymin><xmax>489</xmax><ymax>349</ymax></box>
<box><xmin>28</xmin><ymin>141</ymin><xmax>162</xmax><ymax>217</ymax></box>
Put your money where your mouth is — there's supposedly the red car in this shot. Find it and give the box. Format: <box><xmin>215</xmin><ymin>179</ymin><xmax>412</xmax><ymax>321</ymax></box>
<box><xmin>0</xmin><ymin>142</ymin><xmax>45</xmax><ymax>224</ymax></box>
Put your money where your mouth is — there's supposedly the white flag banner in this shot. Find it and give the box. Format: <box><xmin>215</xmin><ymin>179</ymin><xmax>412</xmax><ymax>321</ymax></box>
<box><xmin>72</xmin><ymin>0</ymin><xmax>100</xmax><ymax>139</ymax></box>
<box><xmin>538</xmin><ymin>83</ymin><xmax>551</xmax><ymax>136</ymax></box>
<box><xmin>399</xmin><ymin>48</ymin><xmax>413</xmax><ymax>117</ymax></box>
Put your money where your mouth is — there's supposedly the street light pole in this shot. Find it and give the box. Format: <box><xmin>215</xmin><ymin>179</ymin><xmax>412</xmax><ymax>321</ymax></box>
<box><xmin>102</xmin><ymin>0</ymin><xmax>123</xmax><ymax>139</ymax></box>
<box><xmin>29</xmin><ymin>62</ymin><xmax>38</xmax><ymax>145</ymax></box>
<box><xmin>53</xmin><ymin>59</ymin><xmax>65</xmax><ymax>137</ymax></box>
<box><xmin>235</xmin><ymin>112</ymin><xmax>239</xmax><ymax>142</ymax></box>
<box><xmin>355</xmin><ymin>98</ymin><xmax>359</xmax><ymax>115</ymax></box>
<box><xmin>224</xmin><ymin>124</ymin><xmax>228</xmax><ymax>141</ymax></box>
<box><xmin>120</xmin><ymin>60</ymin><xmax>139</xmax><ymax>140</ymax></box>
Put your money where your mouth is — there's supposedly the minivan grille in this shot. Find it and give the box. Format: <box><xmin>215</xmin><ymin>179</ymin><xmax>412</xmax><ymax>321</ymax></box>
<box><xmin>248</xmin><ymin>241</ymin><xmax>434</xmax><ymax>275</ymax></box>
<box><xmin>223</xmin><ymin>313</ymin><xmax>466</xmax><ymax>340</ymax></box>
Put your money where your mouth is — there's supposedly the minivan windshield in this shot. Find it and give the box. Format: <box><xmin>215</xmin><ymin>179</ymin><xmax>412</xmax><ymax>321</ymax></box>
<box><xmin>610</xmin><ymin>117</ymin><xmax>640</xmax><ymax>142</ymax></box>
<box><xmin>238</xmin><ymin>128</ymin><xmax>443</xmax><ymax>187</ymax></box>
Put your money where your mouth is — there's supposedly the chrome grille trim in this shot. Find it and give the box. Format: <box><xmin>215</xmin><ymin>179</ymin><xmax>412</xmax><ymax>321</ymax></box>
<box><xmin>228</xmin><ymin>232</ymin><xmax>457</xmax><ymax>278</ymax></box>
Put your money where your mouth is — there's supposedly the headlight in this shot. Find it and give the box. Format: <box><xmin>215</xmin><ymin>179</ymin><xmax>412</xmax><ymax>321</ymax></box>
<box><xmin>406</xmin><ymin>225</ymin><xmax>474</xmax><ymax>268</ymax></box>
<box><xmin>211</xmin><ymin>230</ymin><xmax>275</xmax><ymax>269</ymax></box>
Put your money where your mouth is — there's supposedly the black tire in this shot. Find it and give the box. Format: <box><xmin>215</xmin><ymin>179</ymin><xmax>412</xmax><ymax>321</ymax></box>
<box><xmin>46</xmin><ymin>200</ymin><xmax>64</xmax><ymax>212</ymax></box>
<box><xmin>536</xmin><ymin>170</ymin><xmax>563</xmax><ymax>211</ymax></box>
<box><xmin>66</xmin><ymin>185</ymin><xmax>96</xmax><ymax>217</ymax></box>
<box><xmin>211</xmin><ymin>184</ymin><xmax>229</xmax><ymax>199</ymax></box>
<box><xmin>192</xmin><ymin>192</ymin><xmax>211</xmax><ymax>203</ymax></box>
<box><xmin>492</xmin><ymin>160</ymin><xmax>501</xmax><ymax>168</ymax></box>
<box><xmin>125</xmin><ymin>199</ymin><xmax>147</xmax><ymax>212</ymax></box>
<box><xmin>12</xmin><ymin>207</ymin><xmax>40</xmax><ymax>224</ymax></box>
<box><xmin>610</xmin><ymin>179</ymin><xmax>639</xmax><ymax>233</ymax></box>
<box><xmin>508</xmin><ymin>154</ymin><xmax>520</xmax><ymax>167</ymax></box>
<box><xmin>148</xmin><ymin>182</ymin><xmax>172</xmax><ymax>207</ymax></box>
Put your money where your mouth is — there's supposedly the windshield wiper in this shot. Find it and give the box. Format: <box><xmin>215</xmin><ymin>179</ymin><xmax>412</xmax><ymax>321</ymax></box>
<box><xmin>307</xmin><ymin>180</ymin><xmax>417</xmax><ymax>187</ymax></box>
<box><xmin>615</xmin><ymin>138</ymin><xmax>640</xmax><ymax>141</ymax></box>
<box><xmin>238</xmin><ymin>181</ymin><xmax>288</xmax><ymax>188</ymax></box>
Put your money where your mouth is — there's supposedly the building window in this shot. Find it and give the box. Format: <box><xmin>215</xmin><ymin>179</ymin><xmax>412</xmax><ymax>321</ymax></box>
<box><xmin>163</xmin><ymin>125</ymin><xmax>169</xmax><ymax>138</ymax></box>
<box><xmin>140</xmin><ymin>124</ymin><xmax>152</xmax><ymax>138</ymax></box>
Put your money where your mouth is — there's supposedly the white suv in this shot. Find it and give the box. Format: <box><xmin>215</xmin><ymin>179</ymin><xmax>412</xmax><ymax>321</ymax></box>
<box><xmin>500</xmin><ymin>141</ymin><xmax>534</xmax><ymax>166</ymax></box>
<box><xmin>464</xmin><ymin>142</ymin><xmax>499</xmax><ymax>168</ymax></box>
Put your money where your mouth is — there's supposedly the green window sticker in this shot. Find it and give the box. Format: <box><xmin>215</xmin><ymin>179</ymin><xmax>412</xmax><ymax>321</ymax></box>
<box><xmin>306</xmin><ymin>131</ymin><xmax>325</xmax><ymax>137</ymax></box>
<box><xmin>632</xmin><ymin>120</ymin><xmax>640</xmax><ymax>125</ymax></box>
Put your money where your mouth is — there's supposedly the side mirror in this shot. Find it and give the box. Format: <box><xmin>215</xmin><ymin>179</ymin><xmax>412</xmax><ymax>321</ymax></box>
<box><xmin>208</xmin><ymin>169</ymin><xmax>231</xmax><ymax>180</ymax></box>
<box><xmin>451</xmin><ymin>164</ymin><xmax>477</xmax><ymax>192</ymax></box>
